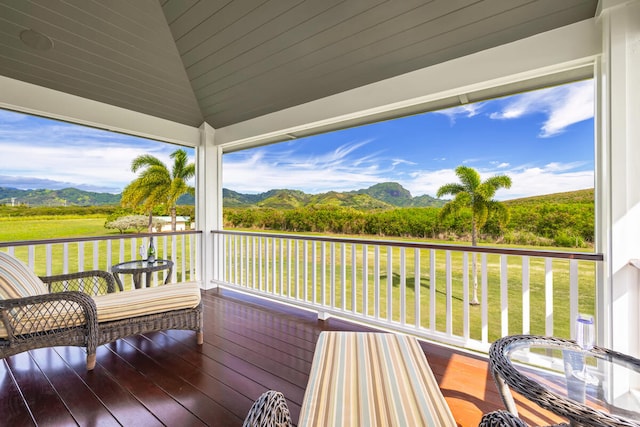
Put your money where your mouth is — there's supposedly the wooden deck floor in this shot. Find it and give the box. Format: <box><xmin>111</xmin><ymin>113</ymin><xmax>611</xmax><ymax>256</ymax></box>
<box><xmin>0</xmin><ymin>288</ymin><xmax>564</xmax><ymax>426</ymax></box>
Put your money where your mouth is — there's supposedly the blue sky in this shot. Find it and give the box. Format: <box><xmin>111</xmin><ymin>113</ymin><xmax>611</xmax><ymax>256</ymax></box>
<box><xmin>0</xmin><ymin>111</ymin><xmax>193</xmax><ymax>194</ymax></box>
<box><xmin>224</xmin><ymin>79</ymin><xmax>594</xmax><ymax>200</ymax></box>
<box><xmin>0</xmin><ymin>80</ymin><xmax>593</xmax><ymax>201</ymax></box>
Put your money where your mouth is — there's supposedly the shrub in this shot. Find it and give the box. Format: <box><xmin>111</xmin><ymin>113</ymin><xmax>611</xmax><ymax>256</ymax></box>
<box><xmin>104</xmin><ymin>215</ymin><xmax>162</xmax><ymax>234</ymax></box>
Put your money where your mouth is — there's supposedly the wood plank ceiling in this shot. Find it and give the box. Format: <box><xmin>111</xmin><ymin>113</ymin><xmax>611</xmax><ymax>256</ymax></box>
<box><xmin>0</xmin><ymin>0</ymin><xmax>598</xmax><ymax>129</ymax></box>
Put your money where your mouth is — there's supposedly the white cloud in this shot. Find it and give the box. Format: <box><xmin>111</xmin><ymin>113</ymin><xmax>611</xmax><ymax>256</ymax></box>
<box><xmin>489</xmin><ymin>80</ymin><xmax>593</xmax><ymax>137</ymax></box>
<box><xmin>505</xmin><ymin>167</ymin><xmax>593</xmax><ymax>199</ymax></box>
<box><xmin>223</xmin><ymin>141</ymin><xmax>394</xmax><ymax>194</ymax></box>
<box><xmin>402</xmin><ymin>162</ymin><xmax>592</xmax><ymax>200</ymax></box>
<box><xmin>0</xmin><ymin>113</ymin><xmax>193</xmax><ymax>192</ymax></box>
<box><xmin>434</xmin><ymin>103</ymin><xmax>483</xmax><ymax>124</ymax></box>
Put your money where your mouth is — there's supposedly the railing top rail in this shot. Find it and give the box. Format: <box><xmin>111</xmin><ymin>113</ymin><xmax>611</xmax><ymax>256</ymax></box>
<box><xmin>0</xmin><ymin>230</ymin><xmax>203</xmax><ymax>248</ymax></box>
<box><xmin>211</xmin><ymin>229</ymin><xmax>603</xmax><ymax>261</ymax></box>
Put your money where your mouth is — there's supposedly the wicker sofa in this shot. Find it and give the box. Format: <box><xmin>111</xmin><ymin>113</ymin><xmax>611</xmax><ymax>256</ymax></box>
<box><xmin>0</xmin><ymin>251</ymin><xmax>203</xmax><ymax>370</ymax></box>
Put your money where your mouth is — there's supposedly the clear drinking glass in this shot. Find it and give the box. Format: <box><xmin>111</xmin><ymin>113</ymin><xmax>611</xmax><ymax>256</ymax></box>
<box><xmin>573</xmin><ymin>314</ymin><xmax>598</xmax><ymax>385</ymax></box>
<box><xmin>139</xmin><ymin>244</ymin><xmax>146</xmax><ymax>261</ymax></box>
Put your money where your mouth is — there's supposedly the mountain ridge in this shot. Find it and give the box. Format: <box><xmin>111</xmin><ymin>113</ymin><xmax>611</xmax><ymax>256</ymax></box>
<box><xmin>1</xmin><ymin>184</ymin><xmax>594</xmax><ymax>210</ymax></box>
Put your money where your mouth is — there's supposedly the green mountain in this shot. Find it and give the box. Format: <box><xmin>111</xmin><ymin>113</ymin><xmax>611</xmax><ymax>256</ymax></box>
<box><xmin>308</xmin><ymin>191</ymin><xmax>393</xmax><ymax>209</ymax></box>
<box><xmin>0</xmin><ymin>187</ymin><xmax>120</xmax><ymax>206</ymax></box>
<box><xmin>351</xmin><ymin>182</ymin><xmax>413</xmax><ymax>206</ymax></box>
<box><xmin>0</xmin><ymin>184</ymin><xmax>595</xmax><ymax>214</ymax></box>
<box><xmin>1</xmin><ymin>182</ymin><xmax>445</xmax><ymax>210</ymax></box>
<box><xmin>226</xmin><ymin>182</ymin><xmax>444</xmax><ymax>209</ymax></box>
<box><xmin>352</xmin><ymin>182</ymin><xmax>443</xmax><ymax>207</ymax></box>
<box><xmin>257</xmin><ymin>189</ymin><xmax>309</xmax><ymax>209</ymax></box>
<box><xmin>504</xmin><ymin>189</ymin><xmax>594</xmax><ymax>206</ymax></box>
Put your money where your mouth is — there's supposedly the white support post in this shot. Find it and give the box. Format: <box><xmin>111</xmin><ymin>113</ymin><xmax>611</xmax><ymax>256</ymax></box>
<box><xmin>597</xmin><ymin>0</ymin><xmax>640</xmax><ymax>407</ymax></box>
<box><xmin>196</xmin><ymin>122</ymin><xmax>221</xmax><ymax>289</ymax></box>
<box><xmin>597</xmin><ymin>0</ymin><xmax>640</xmax><ymax>358</ymax></box>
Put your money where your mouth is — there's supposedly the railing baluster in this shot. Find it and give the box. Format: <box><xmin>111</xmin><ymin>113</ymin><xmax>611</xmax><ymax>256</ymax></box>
<box><xmin>189</xmin><ymin>234</ymin><xmax>194</xmax><ymax>281</ymax></box>
<box><xmin>351</xmin><ymin>243</ymin><xmax>357</xmax><ymax>314</ymax></box>
<box><xmin>545</xmin><ymin>258</ymin><xmax>554</xmax><ymax>336</ymax></box>
<box><xmin>400</xmin><ymin>247</ymin><xmax>406</xmax><ymax>325</ymax></box>
<box><xmin>501</xmin><ymin>254</ymin><xmax>508</xmax><ymax>337</ymax></box>
<box><xmin>311</xmin><ymin>241</ymin><xmax>317</xmax><ymax>304</ymax></box>
<box><xmin>294</xmin><ymin>239</ymin><xmax>299</xmax><ymax>298</ymax></box>
<box><xmin>362</xmin><ymin>244</ymin><xmax>368</xmax><ymax>317</ymax></box>
<box><xmin>180</xmin><ymin>235</ymin><xmax>185</xmax><ymax>282</ymax></box>
<box><xmin>258</xmin><ymin>237</ymin><xmax>263</xmax><ymax>291</ymax></box>
<box><xmin>118</xmin><ymin>238</ymin><xmax>124</xmax><ymax>264</ymax></box>
<box><xmin>570</xmin><ymin>259</ymin><xmax>579</xmax><ymax>339</ymax></box>
<box><xmin>272</xmin><ymin>238</ymin><xmax>276</xmax><ymax>295</ymax></box>
<box><xmin>481</xmin><ymin>253</ymin><xmax>488</xmax><ymax>344</ymax></box>
<box><xmin>429</xmin><ymin>249</ymin><xmax>436</xmax><ymax>331</ymax></box>
<box><xmin>302</xmin><ymin>240</ymin><xmax>307</xmax><ymax>302</ymax></box>
<box><xmin>252</xmin><ymin>237</ymin><xmax>257</xmax><ymax>290</ymax></box>
<box><xmin>320</xmin><ymin>242</ymin><xmax>327</xmax><ymax>307</ymax></box>
<box><xmin>341</xmin><ymin>243</ymin><xmax>346</xmax><ymax>311</ymax></box>
<box><xmin>462</xmin><ymin>252</ymin><xmax>469</xmax><ymax>340</ymax></box>
<box><xmin>64</xmin><ymin>242</ymin><xmax>69</xmax><ymax>274</ymax></box>
<box><xmin>329</xmin><ymin>242</ymin><xmax>336</xmax><ymax>308</ymax></box>
<box><xmin>279</xmin><ymin>238</ymin><xmax>285</xmax><ymax>296</ymax></box>
<box><xmin>387</xmin><ymin>246</ymin><xmax>392</xmax><ymax>322</ymax></box>
<box><xmin>446</xmin><ymin>250</ymin><xmax>452</xmax><ymax>336</ymax></box>
<box><xmin>46</xmin><ymin>244</ymin><xmax>52</xmax><ymax>276</ymax></box>
<box><xmin>28</xmin><ymin>245</ymin><xmax>35</xmax><ymax>270</ymax></box>
<box><xmin>93</xmin><ymin>240</ymin><xmax>99</xmax><ymax>270</ymax></box>
<box><xmin>414</xmin><ymin>248</ymin><xmax>420</xmax><ymax>329</ymax></box>
<box><xmin>522</xmin><ymin>256</ymin><xmax>530</xmax><ymax>335</ymax></box>
<box><xmin>374</xmin><ymin>246</ymin><xmax>380</xmax><ymax>320</ymax></box>
<box><xmin>78</xmin><ymin>241</ymin><xmax>85</xmax><ymax>272</ymax></box>
<box><xmin>263</xmin><ymin>237</ymin><xmax>269</xmax><ymax>292</ymax></box>
<box><xmin>287</xmin><ymin>239</ymin><xmax>292</xmax><ymax>298</ymax></box>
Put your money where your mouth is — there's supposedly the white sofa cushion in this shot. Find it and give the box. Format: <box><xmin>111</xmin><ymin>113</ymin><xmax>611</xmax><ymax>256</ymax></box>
<box><xmin>93</xmin><ymin>281</ymin><xmax>201</xmax><ymax>323</ymax></box>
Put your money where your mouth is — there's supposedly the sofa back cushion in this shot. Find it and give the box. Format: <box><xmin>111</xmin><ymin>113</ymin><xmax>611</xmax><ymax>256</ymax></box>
<box><xmin>0</xmin><ymin>251</ymin><xmax>48</xmax><ymax>300</ymax></box>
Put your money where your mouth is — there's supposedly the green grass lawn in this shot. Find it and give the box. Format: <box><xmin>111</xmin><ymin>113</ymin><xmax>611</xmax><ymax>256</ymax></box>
<box><xmin>0</xmin><ymin>215</ymin><xmax>111</xmax><ymax>241</ymax></box>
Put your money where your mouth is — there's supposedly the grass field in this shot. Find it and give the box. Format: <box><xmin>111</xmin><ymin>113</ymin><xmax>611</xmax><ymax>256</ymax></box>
<box><xmin>0</xmin><ymin>215</ymin><xmax>111</xmax><ymax>241</ymax></box>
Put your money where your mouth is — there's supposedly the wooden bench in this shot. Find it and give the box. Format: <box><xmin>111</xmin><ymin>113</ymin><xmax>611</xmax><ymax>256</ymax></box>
<box><xmin>298</xmin><ymin>331</ymin><xmax>456</xmax><ymax>426</ymax></box>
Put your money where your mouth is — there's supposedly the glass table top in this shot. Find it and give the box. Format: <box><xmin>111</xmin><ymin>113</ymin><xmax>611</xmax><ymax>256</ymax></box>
<box><xmin>504</xmin><ymin>339</ymin><xmax>640</xmax><ymax>422</ymax></box>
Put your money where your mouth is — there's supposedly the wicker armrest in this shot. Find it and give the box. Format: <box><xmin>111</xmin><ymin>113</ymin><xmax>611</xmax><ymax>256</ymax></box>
<box><xmin>40</xmin><ymin>270</ymin><xmax>118</xmax><ymax>295</ymax></box>
<box><xmin>479</xmin><ymin>411</ymin><xmax>529</xmax><ymax>427</ymax></box>
<box><xmin>243</xmin><ymin>390</ymin><xmax>293</xmax><ymax>427</ymax></box>
<box><xmin>0</xmin><ymin>291</ymin><xmax>99</xmax><ymax>370</ymax></box>
<box><xmin>479</xmin><ymin>411</ymin><xmax>569</xmax><ymax>427</ymax></box>
<box><xmin>0</xmin><ymin>291</ymin><xmax>98</xmax><ymax>341</ymax></box>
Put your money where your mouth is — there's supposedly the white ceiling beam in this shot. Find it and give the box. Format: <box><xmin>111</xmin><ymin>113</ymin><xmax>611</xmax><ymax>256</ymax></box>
<box><xmin>0</xmin><ymin>75</ymin><xmax>201</xmax><ymax>147</ymax></box>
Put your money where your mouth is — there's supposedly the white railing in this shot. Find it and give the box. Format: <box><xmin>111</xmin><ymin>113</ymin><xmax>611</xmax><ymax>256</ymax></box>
<box><xmin>212</xmin><ymin>230</ymin><xmax>603</xmax><ymax>352</ymax></box>
<box><xmin>1</xmin><ymin>231</ymin><xmax>202</xmax><ymax>290</ymax></box>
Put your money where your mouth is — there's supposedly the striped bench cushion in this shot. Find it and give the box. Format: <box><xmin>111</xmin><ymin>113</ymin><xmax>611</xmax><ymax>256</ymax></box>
<box><xmin>93</xmin><ymin>281</ymin><xmax>201</xmax><ymax>323</ymax></box>
<box><xmin>0</xmin><ymin>281</ymin><xmax>201</xmax><ymax>339</ymax></box>
<box><xmin>0</xmin><ymin>251</ymin><xmax>48</xmax><ymax>300</ymax></box>
<box><xmin>299</xmin><ymin>331</ymin><xmax>456</xmax><ymax>427</ymax></box>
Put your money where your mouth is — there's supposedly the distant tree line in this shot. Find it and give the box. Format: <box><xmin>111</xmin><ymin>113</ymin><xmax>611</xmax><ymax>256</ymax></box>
<box><xmin>224</xmin><ymin>202</ymin><xmax>594</xmax><ymax>248</ymax></box>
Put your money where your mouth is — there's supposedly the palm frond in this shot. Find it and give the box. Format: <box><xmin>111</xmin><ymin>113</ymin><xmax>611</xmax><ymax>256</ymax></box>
<box><xmin>436</xmin><ymin>183</ymin><xmax>465</xmax><ymax>198</ymax></box>
<box><xmin>455</xmin><ymin>166</ymin><xmax>481</xmax><ymax>191</ymax></box>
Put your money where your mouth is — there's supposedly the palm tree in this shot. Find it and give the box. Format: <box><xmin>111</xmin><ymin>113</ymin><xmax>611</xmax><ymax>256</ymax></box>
<box><xmin>121</xmin><ymin>149</ymin><xmax>195</xmax><ymax>232</ymax></box>
<box><xmin>437</xmin><ymin>166</ymin><xmax>512</xmax><ymax>304</ymax></box>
